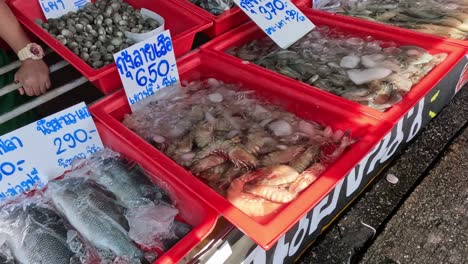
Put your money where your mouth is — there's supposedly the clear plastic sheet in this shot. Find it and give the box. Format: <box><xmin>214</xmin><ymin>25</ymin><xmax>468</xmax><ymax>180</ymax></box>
<box><xmin>126</xmin><ymin>204</ymin><xmax>178</xmax><ymax>250</ymax></box>
<box><xmin>0</xmin><ymin>148</ymin><xmax>191</xmax><ymax>263</ymax></box>
<box><xmin>46</xmin><ymin>148</ymin><xmax>190</xmax><ymax>263</ymax></box>
<box><xmin>46</xmin><ymin>176</ymin><xmax>145</xmax><ymax>263</ymax></box>
<box><xmin>0</xmin><ymin>196</ymin><xmax>97</xmax><ymax>264</ymax></box>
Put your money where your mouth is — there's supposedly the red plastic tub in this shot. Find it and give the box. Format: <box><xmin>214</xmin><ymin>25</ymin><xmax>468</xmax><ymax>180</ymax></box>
<box><xmin>173</xmin><ymin>0</ymin><xmax>306</xmax><ymax>38</ymax></box>
<box><xmin>201</xmin><ymin>8</ymin><xmax>467</xmax><ymax>124</ymax></box>
<box><xmin>94</xmin><ymin>119</ymin><xmax>218</xmax><ymax>264</ymax></box>
<box><xmin>7</xmin><ymin>0</ymin><xmax>212</xmax><ymax>94</ymax></box>
<box><xmin>172</xmin><ymin>0</ymin><xmax>248</xmax><ymax>38</ymax></box>
<box><xmin>90</xmin><ymin>50</ymin><xmax>392</xmax><ymax>249</ymax></box>
<box><xmin>296</xmin><ymin>1</ymin><xmax>468</xmax><ymax>47</ymax></box>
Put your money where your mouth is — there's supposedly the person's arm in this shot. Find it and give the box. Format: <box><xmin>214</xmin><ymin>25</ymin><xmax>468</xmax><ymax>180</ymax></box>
<box><xmin>0</xmin><ymin>0</ymin><xmax>50</xmax><ymax>96</ymax></box>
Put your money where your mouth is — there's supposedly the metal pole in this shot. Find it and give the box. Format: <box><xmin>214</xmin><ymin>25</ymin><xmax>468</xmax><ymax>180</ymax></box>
<box><xmin>0</xmin><ymin>76</ymin><xmax>87</xmax><ymax>125</ymax></box>
<box><xmin>0</xmin><ymin>49</ymin><xmax>53</xmax><ymax>75</ymax></box>
<box><xmin>0</xmin><ymin>60</ymin><xmax>70</xmax><ymax>97</ymax></box>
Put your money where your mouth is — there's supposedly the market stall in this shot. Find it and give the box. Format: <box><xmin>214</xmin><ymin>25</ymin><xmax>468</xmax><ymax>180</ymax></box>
<box><xmin>0</xmin><ymin>0</ymin><xmax>466</xmax><ymax>263</ymax></box>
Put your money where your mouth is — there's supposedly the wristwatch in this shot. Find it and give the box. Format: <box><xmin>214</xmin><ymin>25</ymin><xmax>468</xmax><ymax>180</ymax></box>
<box><xmin>17</xmin><ymin>43</ymin><xmax>45</xmax><ymax>61</ymax></box>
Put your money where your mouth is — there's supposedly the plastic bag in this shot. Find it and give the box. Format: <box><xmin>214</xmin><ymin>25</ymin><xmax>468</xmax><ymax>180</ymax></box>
<box><xmin>45</xmin><ymin>176</ymin><xmax>145</xmax><ymax>263</ymax></box>
<box><xmin>0</xmin><ymin>195</ymin><xmax>97</xmax><ymax>264</ymax></box>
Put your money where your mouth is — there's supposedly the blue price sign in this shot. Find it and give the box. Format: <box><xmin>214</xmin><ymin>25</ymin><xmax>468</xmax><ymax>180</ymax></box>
<box><xmin>0</xmin><ymin>102</ymin><xmax>103</xmax><ymax>203</ymax></box>
<box><xmin>38</xmin><ymin>0</ymin><xmax>90</xmax><ymax>19</ymax></box>
<box><xmin>234</xmin><ymin>0</ymin><xmax>315</xmax><ymax>48</ymax></box>
<box><xmin>114</xmin><ymin>29</ymin><xmax>180</xmax><ymax>111</ymax></box>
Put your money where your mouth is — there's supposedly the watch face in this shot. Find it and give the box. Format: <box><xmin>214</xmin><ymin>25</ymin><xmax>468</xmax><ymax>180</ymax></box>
<box><xmin>29</xmin><ymin>43</ymin><xmax>44</xmax><ymax>57</ymax></box>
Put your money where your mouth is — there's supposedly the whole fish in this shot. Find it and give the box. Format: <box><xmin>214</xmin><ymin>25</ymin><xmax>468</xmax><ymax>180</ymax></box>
<box><xmin>90</xmin><ymin>158</ymin><xmax>172</xmax><ymax>207</ymax></box>
<box><xmin>47</xmin><ymin>177</ymin><xmax>144</xmax><ymax>262</ymax></box>
<box><xmin>0</xmin><ymin>203</ymin><xmax>76</xmax><ymax>264</ymax></box>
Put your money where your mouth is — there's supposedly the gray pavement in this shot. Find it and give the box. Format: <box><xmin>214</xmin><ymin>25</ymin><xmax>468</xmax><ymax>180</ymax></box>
<box><xmin>299</xmin><ymin>87</ymin><xmax>468</xmax><ymax>263</ymax></box>
<box><xmin>362</xmin><ymin>127</ymin><xmax>468</xmax><ymax>264</ymax></box>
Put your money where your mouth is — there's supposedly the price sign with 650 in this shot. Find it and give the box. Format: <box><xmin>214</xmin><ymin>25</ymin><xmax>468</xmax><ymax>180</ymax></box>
<box><xmin>114</xmin><ymin>30</ymin><xmax>180</xmax><ymax>111</ymax></box>
<box><xmin>235</xmin><ymin>0</ymin><xmax>315</xmax><ymax>49</ymax></box>
<box><xmin>0</xmin><ymin>102</ymin><xmax>103</xmax><ymax>202</ymax></box>
<box><xmin>38</xmin><ymin>0</ymin><xmax>90</xmax><ymax>19</ymax></box>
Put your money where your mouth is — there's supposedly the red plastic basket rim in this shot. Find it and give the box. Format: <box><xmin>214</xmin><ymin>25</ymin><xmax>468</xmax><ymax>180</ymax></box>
<box><xmin>7</xmin><ymin>0</ymin><xmax>213</xmax><ymax>81</ymax></box>
<box><xmin>174</xmin><ymin>0</ymin><xmax>244</xmax><ymax>20</ymax></box>
<box><xmin>297</xmin><ymin>3</ymin><xmax>468</xmax><ymax>47</ymax></box>
<box><xmin>93</xmin><ymin>119</ymin><xmax>219</xmax><ymax>263</ymax></box>
<box><xmin>90</xmin><ymin>50</ymin><xmax>394</xmax><ymax>249</ymax></box>
<box><xmin>200</xmin><ymin>9</ymin><xmax>466</xmax><ymax>124</ymax></box>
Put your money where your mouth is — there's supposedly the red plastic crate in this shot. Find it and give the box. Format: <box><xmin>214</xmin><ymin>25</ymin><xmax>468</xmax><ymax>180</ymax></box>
<box><xmin>94</xmin><ymin>120</ymin><xmax>218</xmax><ymax>264</ymax></box>
<box><xmin>7</xmin><ymin>0</ymin><xmax>212</xmax><ymax>94</ymax></box>
<box><xmin>295</xmin><ymin>1</ymin><xmax>468</xmax><ymax>47</ymax></box>
<box><xmin>201</xmin><ymin>8</ymin><xmax>467</xmax><ymax>124</ymax></box>
<box><xmin>90</xmin><ymin>50</ymin><xmax>392</xmax><ymax>249</ymax></box>
<box><xmin>172</xmin><ymin>0</ymin><xmax>248</xmax><ymax>38</ymax></box>
<box><xmin>173</xmin><ymin>0</ymin><xmax>307</xmax><ymax>38</ymax></box>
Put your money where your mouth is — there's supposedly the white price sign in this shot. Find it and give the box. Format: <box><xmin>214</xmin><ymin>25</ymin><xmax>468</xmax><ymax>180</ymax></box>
<box><xmin>114</xmin><ymin>30</ymin><xmax>180</xmax><ymax>112</ymax></box>
<box><xmin>234</xmin><ymin>0</ymin><xmax>315</xmax><ymax>49</ymax></box>
<box><xmin>0</xmin><ymin>102</ymin><xmax>103</xmax><ymax>202</ymax></box>
<box><xmin>38</xmin><ymin>0</ymin><xmax>90</xmax><ymax>20</ymax></box>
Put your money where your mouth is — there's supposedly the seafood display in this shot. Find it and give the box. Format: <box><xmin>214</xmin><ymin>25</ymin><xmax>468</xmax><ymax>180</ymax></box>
<box><xmin>0</xmin><ymin>149</ymin><xmax>191</xmax><ymax>263</ymax></box>
<box><xmin>189</xmin><ymin>0</ymin><xmax>234</xmax><ymax>15</ymax></box>
<box><xmin>320</xmin><ymin>0</ymin><xmax>468</xmax><ymax>40</ymax></box>
<box><xmin>123</xmin><ymin>79</ymin><xmax>355</xmax><ymax>217</ymax></box>
<box><xmin>0</xmin><ymin>198</ymin><xmax>97</xmax><ymax>264</ymax></box>
<box><xmin>47</xmin><ymin>177</ymin><xmax>145</xmax><ymax>262</ymax></box>
<box><xmin>35</xmin><ymin>0</ymin><xmax>161</xmax><ymax>68</ymax></box>
<box><xmin>228</xmin><ymin>26</ymin><xmax>447</xmax><ymax>111</ymax></box>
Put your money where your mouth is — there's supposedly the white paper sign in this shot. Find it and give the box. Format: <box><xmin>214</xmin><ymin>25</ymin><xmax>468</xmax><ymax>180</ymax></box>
<box><xmin>0</xmin><ymin>102</ymin><xmax>103</xmax><ymax>202</ymax></box>
<box><xmin>234</xmin><ymin>0</ymin><xmax>315</xmax><ymax>49</ymax></box>
<box><xmin>38</xmin><ymin>0</ymin><xmax>90</xmax><ymax>20</ymax></box>
<box><xmin>114</xmin><ymin>30</ymin><xmax>180</xmax><ymax>112</ymax></box>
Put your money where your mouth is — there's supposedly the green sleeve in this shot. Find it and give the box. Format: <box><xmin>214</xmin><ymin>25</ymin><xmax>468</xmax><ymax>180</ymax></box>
<box><xmin>0</xmin><ymin>48</ymin><xmax>39</xmax><ymax>136</ymax></box>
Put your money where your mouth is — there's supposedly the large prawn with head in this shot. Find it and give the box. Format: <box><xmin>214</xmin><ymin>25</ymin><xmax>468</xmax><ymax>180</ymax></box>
<box><xmin>227</xmin><ymin>131</ymin><xmax>355</xmax><ymax>217</ymax></box>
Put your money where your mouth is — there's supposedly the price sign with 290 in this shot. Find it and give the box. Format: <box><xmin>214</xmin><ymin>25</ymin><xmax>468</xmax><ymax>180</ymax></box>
<box><xmin>53</xmin><ymin>128</ymin><xmax>97</xmax><ymax>155</ymax></box>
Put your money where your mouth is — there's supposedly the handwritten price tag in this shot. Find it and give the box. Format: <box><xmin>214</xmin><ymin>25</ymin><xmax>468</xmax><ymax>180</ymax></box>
<box><xmin>38</xmin><ymin>0</ymin><xmax>90</xmax><ymax>20</ymax></box>
<box><xmin>114</xmin><ymin>30</ymin><xmax>180</xmax><ymax>112</ymax></box>
<box><xmin>0</xmin><ymin>102</ymin><xmax>103</xmax><ymax>202</ymax></box>
<box><xmin>234</xmin><ymin>0</ymin><xmax>315</xmax><ymax>49</ymax></box>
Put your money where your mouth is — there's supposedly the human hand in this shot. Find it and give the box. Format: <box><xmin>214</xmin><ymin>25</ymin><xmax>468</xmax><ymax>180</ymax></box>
<box><xmin>14</xmin><ymin>59</ymin><xmax>51</xmax><ymax>96</ymax></box>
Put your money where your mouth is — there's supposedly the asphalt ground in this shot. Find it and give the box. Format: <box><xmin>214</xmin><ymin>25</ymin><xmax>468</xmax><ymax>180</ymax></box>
<box><xmin>299</xmin><ymin>87</ymin><xmax>468</xmax><ymax>263</ymax></box>
<box><xmin>362</xmin><ymin>118</ymin><xmax>468</xmax><ymax>263</ymax></box>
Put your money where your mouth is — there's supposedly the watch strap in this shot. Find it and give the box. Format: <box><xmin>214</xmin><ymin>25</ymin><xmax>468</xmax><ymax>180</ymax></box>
<box><xmin>17</xmin><ymin>43</ymin><xmax>44</xmax><ymax>61</ymax></box>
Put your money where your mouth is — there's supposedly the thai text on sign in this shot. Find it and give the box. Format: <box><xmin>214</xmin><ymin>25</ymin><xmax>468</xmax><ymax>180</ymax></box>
<box><xmin>234</xmin><ymin>0</ymin><xmax>315</xmax><ymax>48</ymax></box>
<box><xmin>0</xmin><ymin>102</ymin><xmax>103</xmax><ymax>202</ymax></box>
<box><xmin>38</xmin><ymin>0</ymin><xmax>91</xmax><ymax>19</ymax></box>
<box><xmin>114</xmin><ymin>30</ymin><xmax>180</xmax><ymax>112</ymax></box>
